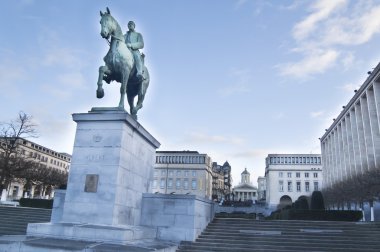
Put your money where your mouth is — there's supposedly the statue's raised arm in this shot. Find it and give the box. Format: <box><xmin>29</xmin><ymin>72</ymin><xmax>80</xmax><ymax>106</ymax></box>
<box><xmin>96</xmin><ymin>7</ymin><xmax>150</xmax><ymax>121</ymax></box>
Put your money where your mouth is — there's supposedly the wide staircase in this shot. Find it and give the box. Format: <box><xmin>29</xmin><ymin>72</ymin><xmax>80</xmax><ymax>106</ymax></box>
<box><xmin>177</xmin><ymin>216</ymin><xmax>380</xmax><ymax>252</ymax></box>
<box><xmin>0</xmin><ymin>205</ymin><xmax>51</xmax><ymax>235</ymax></box>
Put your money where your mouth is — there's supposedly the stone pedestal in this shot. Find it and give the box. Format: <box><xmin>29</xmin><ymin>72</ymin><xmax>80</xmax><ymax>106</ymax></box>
<box><xmin>27</xmin><ymin>108</ymin><xmax>160</xmax><ymax>243</ymax></box>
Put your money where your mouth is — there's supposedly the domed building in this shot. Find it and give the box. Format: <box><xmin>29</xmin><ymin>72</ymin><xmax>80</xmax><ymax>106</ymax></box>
<box><xmin>232</xmin><ymin>168</ymin><xmax>258</xmax><ymax>202</ymax></box>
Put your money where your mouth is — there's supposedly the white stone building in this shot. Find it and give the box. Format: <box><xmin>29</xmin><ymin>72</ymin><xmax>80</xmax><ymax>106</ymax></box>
<box><xmin>152</xmin><ymin>151</ymin><xmax>213</xmax><ymax>199</ymax></box>
<box><xmin>320</xmin><ymin>63</ymin><xmax>380</xmax><ymax>187</ymax></box>
<box><xmin>265</xmin><ymin>154</ymin><xmax>323</xmax><ymax>208</ymax></box>
<box><xmin>232</xmin><ymin>168</ymin><xmax>257</xmax><ymax>202</ymax></box>
<box><xmin>0</xmin><ymin>137</ymin><xmax>71</xmax><ymax>200</ymax></box>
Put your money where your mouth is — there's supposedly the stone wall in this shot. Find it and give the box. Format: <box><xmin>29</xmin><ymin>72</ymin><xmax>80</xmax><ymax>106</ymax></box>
<box><xmin>141</xmin><ymin>194</ymin><xmax>214</xmax><ymax>241</ymax></box>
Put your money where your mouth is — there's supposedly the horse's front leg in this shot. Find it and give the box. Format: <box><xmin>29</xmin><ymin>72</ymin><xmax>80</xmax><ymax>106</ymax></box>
<box><xmin>97</xmin><ymin>65</ymin><xmax>110</xmax><ymax>98</ymax></box>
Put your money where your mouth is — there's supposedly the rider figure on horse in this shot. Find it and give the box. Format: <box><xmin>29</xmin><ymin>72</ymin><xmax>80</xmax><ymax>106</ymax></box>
<box><xmin>124</xmin><ymin>21</ymin><xmax>144</xmax><ymax>82</ymax></box>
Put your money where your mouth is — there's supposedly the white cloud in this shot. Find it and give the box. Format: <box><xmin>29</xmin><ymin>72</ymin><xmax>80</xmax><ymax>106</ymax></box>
<box><xmin>293</xmin><ymin>0</ymin><xmax>347</xmax><ymax>41</ymax></box>
<box><xmin>233</xmin><ymin>149</ymin><xmax>270</xmax><ymax>158</ymax></box>
<box><xmin>339</xmin><ymin>83</ymin><xmax>360</xmax><ymax>92</ymax></box>
<box><xmin>218</xmin><ymin>68</ymin><xmax>252</xmax><ymax>97</ymax></box>
<box><xmin>280</xmin><ymin>0</ymin><xmax>380</xmax><ymax>79</ymax></box>
<box><xmin>310</xmin><ymin>111</ymin><xmax>324</xmax><ymax>118</ymax></box>
<box><xmin>57</xmin><ymin>72</ymin><xmax>87</xmax><ymax>89</ymax></box>
<box><xmin>235</xmin><ymin>0</ymin><xmax>248</xmax><ymax>9</ymax></box>
<box><xmin>280</xmin><ymin>49</ymin><xmax>339</xmax><ymax>78</ymax></box>
<box><xmin>186</xmin><ymin>132</ymin><xmax>245</xmax><ymax>145</ymax></box>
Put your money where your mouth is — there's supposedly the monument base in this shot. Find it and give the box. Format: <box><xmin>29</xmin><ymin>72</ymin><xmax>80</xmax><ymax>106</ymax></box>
<box><xmin>27</xmin><ymin>222</ymin><xmax>157</xmax><ymax>244</ymax></box>
<box><xmin>0</xmin><ymin>235</ymin><xmax>178</xmax><ymax>252</ymax></box>
<box><xmin>22</xmin><ymin>109</ymin><xmax>163</xmax><ymax>249</ymax></box>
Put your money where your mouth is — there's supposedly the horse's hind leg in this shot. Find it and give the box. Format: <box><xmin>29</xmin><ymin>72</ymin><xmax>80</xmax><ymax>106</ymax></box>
<box><xmin>127</xmin><ymin>93</ymin><xmax>136</xmax><ymax>119</ymax></box>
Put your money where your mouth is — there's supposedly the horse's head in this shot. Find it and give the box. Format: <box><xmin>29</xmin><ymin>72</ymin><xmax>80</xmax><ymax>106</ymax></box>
<box><xmin>100</xmin><ymin>7</ymin><xmax>117</xmax><ymax>40</ymax></box>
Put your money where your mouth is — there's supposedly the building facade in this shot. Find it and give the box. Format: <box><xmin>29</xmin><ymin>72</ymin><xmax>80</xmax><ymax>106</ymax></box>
<box><xmin>257</xmin><ymin>176</ymin><xmax>266</xmax><ymax>201</ymax></box>
<box><xmin>232</xmin><ymin>168</ymin><xmax>257</xmax><ymax>202</ymax></box>
<box><xmin>320</xmin><ymin>63</ymin><xmax>380</xmax><ymax>187</ymax></box>
<box><xmin>152</xmin><ymin>151</ymin><xmax>213</xmax><ymax>199</ymax></box>
<box><xmin>0</xmin><ymin>137</ymin><xmax>71</xmax><ymax>200</ymax></box>
<box><xmin>211</xmin><ymin>161</ymin><xmax>233</xmax><ymax>201</ymax></box>
<box><xmin>265</xmin><ymin>154</ymin><xmax>323</xmax><ymax>208</ymax></box>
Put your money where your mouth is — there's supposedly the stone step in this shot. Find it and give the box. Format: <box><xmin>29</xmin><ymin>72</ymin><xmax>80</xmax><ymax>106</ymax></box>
<box><xmin>176</xmin><ymin>217</ymin><xmax>380</xmax><ymax>252</ymax></box>
<box><xmin>206</xmin><ymin>224</ymin><xmax>380</xmax><ymax>232</ymax></box>
<box><xmin>177</xmin><ymin>243</ymin><xmax>380</xmax><ymax>252</ymax></box>
<box><xmin>198</xmin><ymin>233</ymin><xmax>380</xmax><ymax>243</ymax></box>
<box><xmin>201</xmin><ymin>228</ymin><xmax>380</xmax><ymax>237</ymax></box>
<box><xmin>212</xmin><ymin>219</ymin><xmax>380</xmax><ymax>228</ymax></box>
<box><xmin>194</xmin><ymin>237</ymin><xmax>380</xmax><ymax>248</ymax></box>
<box><xmin>0</xmin><ymin>206</ymin><xmax>52</xmax><ymax>235</ymax></box>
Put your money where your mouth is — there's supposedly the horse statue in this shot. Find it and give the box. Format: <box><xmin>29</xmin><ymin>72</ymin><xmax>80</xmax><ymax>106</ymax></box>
<box><xmin>96</xmin><ymin>7</ymin><xmax>149</xmax><ymax>120</ymax></box>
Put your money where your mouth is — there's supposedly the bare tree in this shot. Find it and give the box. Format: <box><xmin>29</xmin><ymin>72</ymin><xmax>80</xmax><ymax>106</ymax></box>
<box><xmin>0</xmin><ymin>112</ymin><xmax>38</xmax><ymax>198</ymax></box>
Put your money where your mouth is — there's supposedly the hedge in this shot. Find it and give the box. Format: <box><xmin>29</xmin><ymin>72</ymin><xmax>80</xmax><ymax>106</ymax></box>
<box><xmin>19</xmin><ymin>198</ymin><xmax>53</xmax><ymax>209</ymax></box>
<box><xmin>267</xmin><ymin>209</ymin><xmax>362</xmax><ymax>221</ymax></box>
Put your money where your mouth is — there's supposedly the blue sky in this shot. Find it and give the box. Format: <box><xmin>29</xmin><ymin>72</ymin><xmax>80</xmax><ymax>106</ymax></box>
<box><xmin>1</xmin><ymin>0</ymin><xmax>380</xmax><ymax>186</ymax></box>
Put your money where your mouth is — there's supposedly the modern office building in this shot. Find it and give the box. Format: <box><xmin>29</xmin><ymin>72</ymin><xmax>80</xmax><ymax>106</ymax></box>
<box><xmin>152</xmin><ymin>151</ymin><xmax>213</xmax><ymax>199</ymax></box>
<box><xmin>232</xmin><ymin>168</ymin><xmax>257</xmax><ymax>202</ymax></box>
<box><xmin>265</xmin><ymin>154</ymin><xmax>323</xmax><ymax>208</ymax></box>
<box><xmin>0</xmin><ymin>137</ymin><xmax>71</xmax><ymax>200</ymax></box>
<box><xmin>320</xmin><ymin>62</ymin><xmax>380</xmax><ymax>187</ymax></box>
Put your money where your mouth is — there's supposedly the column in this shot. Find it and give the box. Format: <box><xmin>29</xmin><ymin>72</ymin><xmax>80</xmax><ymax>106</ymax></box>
<box><xmin>366</xmin><ymin>87</ymin><xmax>380</xmax><ymax>168</ymax></box>
<box><xmin>336</xmin><ymin>123</ymin><xmax>345</xmax><ymax>181</ymax></box>
<box><xmin>341</xmin><ymin>119</ymin><xmax>350</xmax><ymax>179</ymax></box>
<box><xmin>355</xmin><ymin>102</ymin><xmax>367</xmax><ymax>174</ymax></box>
<box><xmin>360</xmin><ymin>95</ymin><xmax>375</xmax><ymax>171</ymax></box>
<box><xmin>350</xmin><ymin>107</ymin><xmax>363</xmax><ymax>176</ymax></box>
<box><xmin>345</xmin><ymin>113</ymin><xmax>356</xmax><ymax>179</ymax></box>
<box><xmin>331</xmin><ymin>129</ymin><xmax>339</xmax><ymax>184</ymax></box>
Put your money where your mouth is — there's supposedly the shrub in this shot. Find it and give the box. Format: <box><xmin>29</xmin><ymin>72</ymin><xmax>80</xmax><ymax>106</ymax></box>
<box><xmin>298</xmin><ymin>196</ymin><xmax>309</xmax><ymax>210</ymax></box>
<box><xmin>311</xmin><ymin>191</ymin><xmax>325</xmax><ymax>210</ymax></box>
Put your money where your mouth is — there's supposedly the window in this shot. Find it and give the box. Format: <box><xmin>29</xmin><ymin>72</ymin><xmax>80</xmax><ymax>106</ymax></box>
<box><xmin>192</xmin><ymin>170</ymin><xmax>196</xmax><ymax>177</ymax></box>
<box><xmin>279</xmin><ymin>181</ymin><xmax>284</xmax><ymax>192</ymax></box>
<box><xmin>161</xmin><ymin>170</ymin><xmax>166</xmax><ymax>176</ymax></box>
<box><xmin>314</xmin><ymin>181</ymin><xmax>319</xmax><ymax>191</ymax></box>
<box><xmin>313</xmin><ymin>172</ymin><xmax>318</xmax><ymax>178</ymax></box>
<box><xmin>184</xmin><ymin>171</ymin><xmax>189</xmax><ymax>177</ymax></box>
<box><xmin>296</xmin><ymin>157</ymin><xmax>299</xmax><ymax>164</ymax></box>
<box><xmin>305</xmin><ymin>172</ymin><xmax>309</xmax><ymax>178</ymax></box>
<box><xmin>296</xmin><ymin>182</ymin><xmax>301</xmax><ymax>192</ymax></box>
<box><xmin>167</xmin><ymin>178</ymin><xmax>173</xmax><ymax>189</ymax></box>
<box><xmin>176</xmin><ymin>170</ymin><xmax>181</xmax><ymax>177</ymax></box>
<box><xmin>153</xmin><ymin>170</ymin><xmax>158</xmax><ymax>177</ymax></box>
<box><xmin>287</xmin><ymin>172</ymin><xmax>292</xmax><ymax>178</ymax></box>
<box><xmin>184</xmin><ymin>179</ymin><xmax>189</xmax><ymax>189</ymax></box>
<box><xmin>160</xmin><ymin>178</ymin><xmax>165</xmax><ymax>189</ymax></box>
<box><xmin>176</xmin><ymin>179</ymin><xmax>181</xmax><ymax>188</ymax></box>
<box><xmin>296</xmin><ymin>172</ymin><xmax>300</xmax><ymax>178</ymax></box>
<box><xmin>191</xmin><ymin>180</ymin><xmax>197</xmax><ymax>190</ymax></box>
<box><xmin>305</xmin><ymin>182</ymin><xmax>310</xmax><ymax>192</ymax></box>
<box><xmin>152</xmin><ymin>179</ymin><xmax>158</xmax><ymax>188</ymax></box>
<box><xmin>279</xmin><ymin>172</ymin><xmax>283</xmax><ymax>178</ymax></box>
<box><xmin>288</xmin><ymin>181</ymin><xmax>292</xmax><ymax>192</ymax></box>
<box><xmin>168</xmin><ymin>170</ymin><xmax>173</xmax><ymax>177</ymax></box>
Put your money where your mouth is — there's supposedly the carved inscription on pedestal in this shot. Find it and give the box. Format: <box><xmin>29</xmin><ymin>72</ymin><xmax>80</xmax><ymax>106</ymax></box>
<box><xmin>84</xmin><ymin>174</ymin><xmax>99</xmax><ymax>193</ymax></box>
